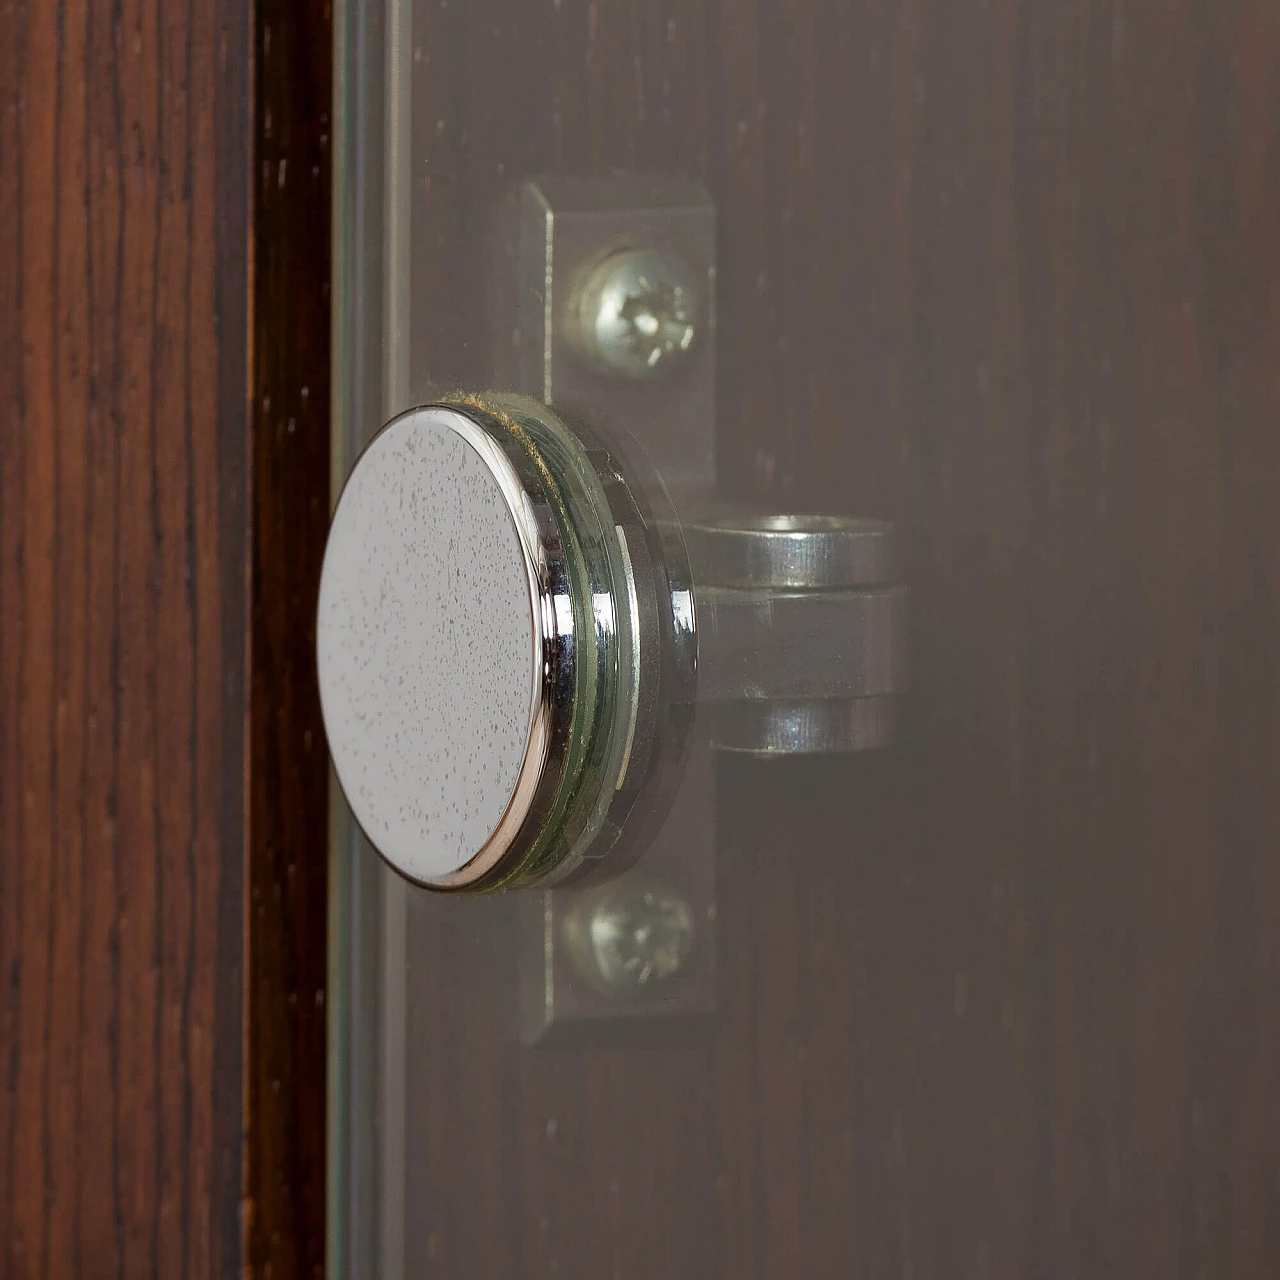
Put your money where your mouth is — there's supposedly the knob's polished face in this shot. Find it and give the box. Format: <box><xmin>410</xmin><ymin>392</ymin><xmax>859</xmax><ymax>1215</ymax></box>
<box><xmin>317</xmin><ymin>404</ymin><xmax>550</xmax><ymax>887</ymax></box>
<box><xmin>317</xmin><ymin>395</ymin><xmax>695</xmax><ymax>891</ymax></box>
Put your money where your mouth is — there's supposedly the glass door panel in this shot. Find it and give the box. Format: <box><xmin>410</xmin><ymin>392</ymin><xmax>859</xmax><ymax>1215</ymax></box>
<box><xmin>327</xmin><ymin>2</ymin><xmax>1280</xmax><ymax>1277</ymax></box>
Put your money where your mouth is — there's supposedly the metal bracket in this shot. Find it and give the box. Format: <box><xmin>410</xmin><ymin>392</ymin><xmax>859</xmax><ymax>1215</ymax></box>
<box><xmin>495</xmin><ymin>175</ymin><xmax>907</xmax><ymax>1041</ymax></box>
<box><xmin>492</xmin><ymin>173</ymin><xmax>718</xmax><ymax>496</ymax></box>
<box><xmin>496</xmin><ymin>175</ymin><xmax>719</xmax><ymax>1043</ymax></box>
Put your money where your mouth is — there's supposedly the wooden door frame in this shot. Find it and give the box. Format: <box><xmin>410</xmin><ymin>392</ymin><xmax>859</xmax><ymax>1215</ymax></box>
<box><xmin>1</xmin><ymin>0</ymin><xmax>331</xmax><ymax>1273</ymax></box>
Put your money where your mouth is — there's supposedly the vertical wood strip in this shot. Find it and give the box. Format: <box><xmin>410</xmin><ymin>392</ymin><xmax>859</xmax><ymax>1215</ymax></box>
<box><xmin>246</xmin><ymin>0</ymin><xmax>332</xmax><ymax>1273</ymax></box>
<box><xmin>0</xmin><ymin>0</ymin><xmax>250</xmax><ymax>1274</ymax></box>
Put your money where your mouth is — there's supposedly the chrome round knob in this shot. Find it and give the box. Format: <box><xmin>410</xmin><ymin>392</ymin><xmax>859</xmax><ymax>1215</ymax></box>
<box><xmin>317</xmin><ymin>395</ymin><xmax>695</xmax><ymax>891</ymax></box>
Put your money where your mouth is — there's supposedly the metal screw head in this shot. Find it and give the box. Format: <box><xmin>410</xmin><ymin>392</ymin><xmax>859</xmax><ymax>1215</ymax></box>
<box><xmin>562</xmin><ymin>877</ymin><xmax>697</xmax><ymax>998</ymax></box>
<box><xmin>571</xmin><ymin>248</ymin><xmax>700</xmax><ymax>381</ymax></box>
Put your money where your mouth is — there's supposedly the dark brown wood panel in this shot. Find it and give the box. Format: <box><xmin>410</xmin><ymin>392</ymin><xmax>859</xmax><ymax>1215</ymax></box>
<box><xmin>396</xmin><ymin>0</ymin><xmax>1280</xmax><ymax>1276</ymax></box>
<box><xmin>0</xmin><ymin>0</ymin><xmax>250</xmax><ymax>1276</ymax></box>
<box><xmin>247</xmin><ymin>0</ymin><xmax>332</xmax><ymax>1274</ymax></box>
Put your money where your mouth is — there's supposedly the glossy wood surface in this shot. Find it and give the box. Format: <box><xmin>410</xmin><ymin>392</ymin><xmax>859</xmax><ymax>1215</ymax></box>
<box><xmin>395</xmin><ymin>1</ymin><xmax>1280</xmax><ymax>1275</ymax></box>
<box><xmin>0</xmin><ymin>0</ymin><xmax>333</xmax><ymax>1274</ymax></box>
<box><xmin>0</xmin><ymin>0</ymin><xmax>250</xmax><ymax>1274</ymax></box>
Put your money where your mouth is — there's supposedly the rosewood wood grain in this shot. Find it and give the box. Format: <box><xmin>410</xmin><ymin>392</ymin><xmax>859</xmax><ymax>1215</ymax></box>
<box><xmin>0</xmin><ymin>0</ymin><xmax>249</xmax><ymax>1276</ymax></box>
<box><xmin>0</xmin><ymin>0</ymin><xmax>333</xmax><ymax>1274</ymax></box>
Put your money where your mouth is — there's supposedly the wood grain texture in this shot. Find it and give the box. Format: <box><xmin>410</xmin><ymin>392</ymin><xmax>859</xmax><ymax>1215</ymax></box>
<box><xmin>247</xmin><ymin>0</ymin><xmax>331</xmax><ymax>1275</ymax></box>
<box><xmin>391</xmin><ymin>0</ymin><xmax>1280</xmax><ymax>1276</ymax></box>
<box><xmin>0</xmin><ymin>0</ymin><xmax>249</xmax><ymax>1276</ymax></box>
